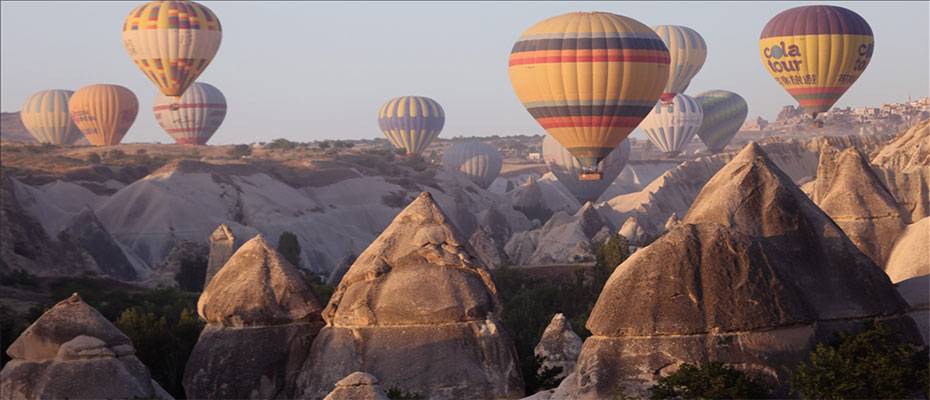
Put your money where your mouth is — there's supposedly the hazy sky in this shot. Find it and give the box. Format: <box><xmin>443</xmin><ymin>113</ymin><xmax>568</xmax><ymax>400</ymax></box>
<box><xmin>1</xmin><ymin>1</ymin><xmax>927</xmax><ymax>144</ymax></box>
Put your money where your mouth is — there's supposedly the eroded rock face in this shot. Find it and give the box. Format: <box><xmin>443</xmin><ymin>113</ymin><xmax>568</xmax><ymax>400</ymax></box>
<box><xmin>184</xmin><ymin>236</ymin><xmax>323</xmax><ymax>399</ymax></box>
<box><xmin>0</xmin><ymin>293</ymin><xmax>169</xmax><ymax>400</ymax></box>
<box><xmin>872</xmin><ymin>119</ymin><xmax>929</xmax><ymax>172</ymax></box>
<box><xmin>323</xmin><ymin>372</ymin><xmax>390</xmax><ymax>400</ymax></box>
<box><xmin>205</xmin><ymin>224</ymin><xmax>239</xmax><ymax>286</ymax></box>
<box><xmin>297</xmin><ymin>192</ymin><xmax>523</xmax><ymax>400</ymax></box>
<box><xmin>885</xmin><ymin>217</ymin><xmax>930</xmax><ymax>344</ymax></box>
<box><xmin>534</xmin><ymin>313</ymin><xmax>582</xmax><ymax>380</ymax></box>
<box><xmin>505</xmin><ymin>203</ymin><xmax>611</xmax><ymax>265</ymax></box>
<box><xmin>810</xmin><ymin>147</ymin><xmax>906</xmax><ymax>266</ymax></box>
<box><xmin>553</xmin><ymin>143</ymin><xmax>921</xmax><ymax>399</ymax></box>
<box><xmin>58</xmin><ymin>207</ymin><xmax>142</xmax><ymax>281</ymax></box>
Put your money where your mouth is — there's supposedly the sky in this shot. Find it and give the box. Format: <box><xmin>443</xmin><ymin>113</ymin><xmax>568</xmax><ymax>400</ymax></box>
<box><xmin>1</xmin><ymin>1</ymin><xmax>928</xmax><ymax>145</ymax></box>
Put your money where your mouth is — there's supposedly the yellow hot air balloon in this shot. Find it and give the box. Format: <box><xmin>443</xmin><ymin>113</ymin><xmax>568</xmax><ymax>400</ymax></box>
<box><xmin>122</xmin><ymin>1</ymin><xmax>222</xmax><ymax>97</ymax></box>
<box><xmin>654</xmin><ymin>25</ymin><xmax>707</xmax><ymax>103</ymax></box>
<box><xmin>759</xmin><ymin>5</ymin><xmax>874</xmax><ymax>119</ymax></box>
<box><xmin>508</xmin><ymin>12</ymin><xmax>670</xmax><ymax>180</ymax></box>
<box><xmin>69</xmin><ymin>84</ymin><xmax>139</xmax><ymax>146</ymax></box>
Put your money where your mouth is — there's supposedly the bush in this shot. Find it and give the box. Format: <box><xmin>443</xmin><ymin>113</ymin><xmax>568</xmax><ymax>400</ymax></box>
<box><xmin>318</xmin><ymin>140</ymin><xmax>331</xmax><ymax>149</ymax></box>
<box><xmin>86</xmin><ymin>153</ymin><xmax>102</xmax><ymax>163</ymax></box>
<box><xmin>266</xmin><ymin>138</ymin><xmax>298</xmax><ymax>150</ymax></box>
<box><xmin>789</xmin><ymin>322</ymin><xmax>929</xmax><ymax>399</ymax></box>
<box><xmin>277</xmin><ymin>231</ymin><xmax>302</xmax><ymax>268</ymax></box>
<box><xmin>385</xmin><ymin>387</ymin><xmax>425</xmax><ymax>399</ymax></box>
<box><xmin>175</xmin><ymin>255</ymin><xmax>207</xmax><ymax>292</ymax></box>
<box><xmin>649</xmin><ymin>362</ymin><xmax>771</xmax><ymax>399</ymax></box>
<box><xmin>107</xmin><ymin>149</ymin><xmax>126</xmax><ymax>159</ymax></box>
<box><xmin>594</xmin><ymin>233</ymin><xmax>630</xmax><ymax>283</ymax></box>
<box><xmin>117</xmin><ymin>306</ymin><xmax>202</xmax><ymax>399</ymax></box>
<box><xmin>227</xmin><ymin>144</ymin><xmax>252</xmax><ymax>158</ymax></box>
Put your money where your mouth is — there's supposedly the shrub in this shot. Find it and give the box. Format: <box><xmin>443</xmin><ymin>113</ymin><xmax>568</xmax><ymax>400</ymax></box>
<box><xmin>86</xmin><ymin>153</ymin><xmax>102</xmax><ymax>163</ymax></box>
<box><xmin>135</xmin><ymin>148</ymin><xmax>147</xmax><ymax>155</ymax></box>
<box><xmin>789</xmin><ymin>322</ymin><xmax>929</xmax><ymax>399</ymax></box>
<box><xmin>107</xmin><ymin>149</ymin><xmax>126</xmax><ymax>159</ymax></box>
<box><xmin>227</xmin><ymin>144</ymin><xmax>252</xmax><ymax>158</ymax></box>
<box><xmin>267</xmin><ymin>138</ymin><xmax>298</xmax><ymax>150</ymax></box>
<box><xmin>117</xmin><ymin>306</ymin><xmax>202</xmax><ymax>399</ymax></box>
<box><xmin>594</xmin><ymin>233</ymin><xmax>630</xmax><ymax>282</ymax></box>
<box><xmin>175</xmin><ymin>255</ymin><xmax>207</xmax><ymax>292</ymax></box>
<box><xmin>277</xmin><ymin>231</ymin><xmax>302</xmax><ymax>268</ymax></box>
<box><xmin>649</xmin><ymin>362</ymin><xmax>772</xmax><ymax>399</ymax></box>
<box><xmin>385</xmin><ymin>387</ymin><xmax>425</xmax><ymax>399</ymax></box>
<box><xmin>318</xmin><ymin>140</ymin><xmax>331</xmax><ymax>149</ymax></box>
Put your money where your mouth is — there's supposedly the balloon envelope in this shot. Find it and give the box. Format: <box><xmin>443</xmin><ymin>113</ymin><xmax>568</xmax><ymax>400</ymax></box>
<box><xmin>122</xmin><ymin>1</ymin><xmax>222</xmax><ymax>97</ymax></box>
<box><xmin>153</xmin><ymin>82</ymin><xmax>227</xmax><ymax>145</ymax></box>
<box><xmin>508</xmin><ymin>12</ymin><xmax>669</xmax><ymax>170</ymax></box>
<box><xmin>654</xmin><ymin>25</ymin><xmax>707</xmax><ymax>102</ymax></box>
<box><xmin>442</xmin><ymin>141</ymin><xmax>503</xmax><ymax>189</ymax></box>
<box><xmin>759</xmin><ymin>5</ymin><xmax>873</xmax><ymax>117</ymax></box>
<box><xmin>694</xmin><ymin>90</ymin><xmax>748</xmax><ymax>153</ymax></box>
<box><xmin>20</xmin><ymin>90</ymin><xmax>82</xmax><ymax>145</ymax></box>
<box><xmin>543</xmin><ymin>135</ymin><xmax>631</xmax><ymax>204</ymax></box>
<box><xmin>69</xmin><ymin>84</ymin><xmax>139</xmax><ymax>146</ymax></box>
<box><xmin>377</xmin><ymin>96</ymin><xmax>444</xmax><ymax>156</ymax></box>
<box><xmin>640</xmin><ymin>94</ymin><xmax>703</xmax><ymax>156</ymax></box>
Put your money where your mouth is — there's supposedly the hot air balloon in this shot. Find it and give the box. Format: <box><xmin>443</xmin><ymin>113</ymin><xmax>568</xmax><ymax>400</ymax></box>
<box><xmin>20</xmin><ymin>90</ymin><xmax>82</xmax><ymax>145</ymax></box>
<box><xmin>122</xmin><ymin>1</ymin><xmax>222</xmax><ymax>97</ymax></box>
<box><xmin>694</xmin><ymin>90</ymin><xmax>748</xmax><ymax>153</ymax></box>
<box><xmin>654</xmin><ymin>25</ymin><xmax>707</xmax><ymax>103</ymax></box>
<box><xmin>153</xmin><ymin>82</ymin><xmax>227</xmax><ymax>145</ymax></box>
<box><xmin>543</xmin><ymin>135</ymin><xmax>631</xmax><ymax>204</ymax></box>
<box><xmin>508</xmin><ymin>12</ymin><xmax>670</xmax><ymax>180</ymax></box>
<box><xmin>441</xmin><ymin>141</ymin><xmax>502</xmax><ymax>189</ymax></box>
<box><xmin>69</xmin><ymin>84</ymin><xmax>139</xmax><ymax>146</ymax></box>
<box><xmin>640</xmin><ymin>94</ymin><xmax>703</xmax><ymax>157</ymax></box>
<box><xmin>759</xmin><ymin>5</ymin><xmax>873</xmax><ymax>119</ymax></box>
<box><xmin>377</xmin><ymin>96</ymin><xmax>444</xmax><ymax>156</ymax></box>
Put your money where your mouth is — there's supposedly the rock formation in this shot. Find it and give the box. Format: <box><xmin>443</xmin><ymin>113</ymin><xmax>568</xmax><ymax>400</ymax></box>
<box><xmin>808</xmin><ymin>147</ymin><xmax>906</xmax><ymax>266</ymax></box>
<box><xmin>553</xmin><ymin>143</ymin><xmax>921</xmax><ymax>398</ymax></box>
<box><xmin>0</xmin><ymin>293</ymin><xmax>170</xmax><ymax>399</ymax></box>
<box><xmin>205</xmin><ymin>223</ymin><xmax>241</xmax><ymax>285</ymax></box>
<box><xmin>618</xmin><ymin>216</ymin><xmax>649</xmax><ymax>247</ymax></box>
<box><xmin>297</xmin><ymin>192</ymin><xmax>523</xmax><ymax>399</ymax></box>
<box><xmin>146</xmin><ymin>240</ymin><xmax>209</xmax><ymax>288</ymax></box>
<box><xmin>184</xmin><ymin>235</ymin><xmax>324</xmax><ymax>399</ymax></box>
<box><xmin>872</xmin><ymin>119</ymin><xmax>929</xmax><ymax>172</ymax></box>
<box><xmin>534</xmin><ymin>313</ymin><xmax>582</xmax><ymax>380</ymax></box>
<box><xmin>323</xmin><ymin>372</ymin><xmax>390</xmax><ymax>400</ymax></box>
<box><xmin>505</xmin><ymin>202</ymin><xmax>611</xmax><ymax>265</ymax></box>
<box><xmin>885</xmin><ymin>217</ymin><xmax>930</xmax><ymax>344</ymax></box>
<box><xmin>663</xmin><ymin>212</ymin><xmax>680</xmax><ymax>231</ymax></box>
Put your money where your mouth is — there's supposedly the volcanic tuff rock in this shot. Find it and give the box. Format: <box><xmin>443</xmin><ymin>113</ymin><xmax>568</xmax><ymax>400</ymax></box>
<box><xmin>553</xmin><ymin>142</ymin><xmax>921</xmax><ymax>398</ymax></box>
<box><xmin>534</xmin><ymin>313</ymin><xmax>582</xmax><ymax>380</ymax></box>
<box><xmin>297</xmin><ymin>192</ymin><xmax>523</xmax><ymax>399</ymax></box>
<box><xmin>184</xmin><ymin>236</ymin><xmax>323</xmax><ymax>399</ymax></box>
<box><xmin>0</xmin><ymin>293</ymin><xmax>170</xmax><ymax>400</ymax></box>
<box><xmin>505</xmin><ymin>202</ymin><xmax>611</xmax><ymax>266</ymax></box>
<box><xmin>872</xmin><ymin>119</ymin><xmax>929</xmax><ymax>172</ymax></box>
<box><xmin>205</xmin><ymin>223</ymin><xmax>245</xmax><ymax>286</ymax></box>
<box><xmin>323</xmin><ymin>372</ymin><xmax>390</xmax><ymax>400</ymax></box>
<box><xmin>509</xmin><ymin>174</ymin><xmax>579</xmax><ymax>223</ymax></box>
<box><xmin>58</xmin><ymin>206</ymin><xmax>143</xmax><ymax>281</ymax></box>
<box><xmin>146</xmin><ymin>240</ymin><xmax>209</xmax><ymax>288</ymax></box>
<box><xmin>885</xmin><ymin>217</ymin><xmax>930</xmax><ymax>344</ymax></box>
<box><xmin>809</xmin><ymin>147</ymin><xmax>906</xmax><ymax>266</ymax></box>
<box><xmin>618</xmin><ymin>216</ymin><xmax>649</xmax><ymax>247</ymax></box>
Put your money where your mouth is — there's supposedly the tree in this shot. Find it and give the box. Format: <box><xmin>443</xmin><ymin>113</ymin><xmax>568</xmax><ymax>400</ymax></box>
<box><xmin>227</xmin><ymin>144</ymin><xmax>252</xmax><ymax>158</ymax></box>
<box><xmin>277</xmin><ymin>231</ymin><xmax>302</xmax><ymax>267</ymax></box>
<box><xmin>789</xmin><ymin>322</ymin><xmax>929</xmax><ymax>399</ymax></box>
<box><xmin>86</xmin><ymin>153</ymin><xmax>102</xmax><ymax>163</ymax></box>
<box><xmin>317</xmin><ymin>140</ymin><xmax>331</xmax><ymax>149</ymax></box>
<box><xmin>176</xmin><ymin>255</ymin><xmax>207</xmax><ymax>292</ymax></box>
<box><xmin>650</xmin><ymin>362</ymin><xmax>771</xmax><ymax>399</ymax></box>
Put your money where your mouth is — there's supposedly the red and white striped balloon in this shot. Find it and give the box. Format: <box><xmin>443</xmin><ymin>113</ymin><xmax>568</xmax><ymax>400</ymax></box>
<box><xmin>153</xmin><ymin>82</ymin><xmax>227</xmax><ymax>145</ymax></box>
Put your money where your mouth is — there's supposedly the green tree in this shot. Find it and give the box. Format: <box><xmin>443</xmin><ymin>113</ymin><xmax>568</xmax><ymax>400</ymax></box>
<box><xmin>650</xmin><ymin>362</ymin><xmax>771</xmax><ymax>399</ymax></box>
<box><xmin>277</xmin><ymin>231</ymin><xmax>302</xmax><ymax>267</ymax></box>
<box><xmin>176</xmin><ymin>255</ymin><xmax>207</xmax><ymax>292</ymax></box>
<box><xmin>227</xmin><ymin>144</ymin><xmax>252</xmax><ymax>158</ymax></box>
<box><xmin>789</xmin><ymin>322</ymin><xmax>929</xmax><ymax>399</ymax></box>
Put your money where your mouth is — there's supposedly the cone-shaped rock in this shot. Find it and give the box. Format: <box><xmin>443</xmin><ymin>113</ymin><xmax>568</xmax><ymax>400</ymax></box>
<box><xmin>553</xmin><ymin>143</ymin><xmax>920</xmax><ymax>398</ymax></box>
<box><xmin>184</xmin><ymin>235</ymin><xmax>323</xmax><ymax>399</ymax></box>
<box><xmin>59</xmin><ymin>206</ymin><xmax>139</xmax><ymax>280</ymax></box>
<box><xmin>1</xmin><ymin>293</ymin><xmax>168</xmax><ymax>399</ymax></box>
<box><xmin>534</xmin><ymin>313</ymin><xmax>582</xmax><ymax>380</ymax></box>
<box><xmin>812</xmin><ymin>147</ymin><xmax>906</xmax><ymax>266</ymax></box>
<box><xmin>205</xmin><ymin>224</ymin><xmax>239</xmax><ymax>286</ymax></box>
<box><xmin>297</xmin><ymin>192</ymin><xmax>523</xmax><ymax>399</ymax></box>
<box><xmin>885</xmin><ymin>216</ymin><xmax>930</xmax><ymax>344</ymax></box>
<box><xmin>619</xmin><ymin>217</ymin><xmax>648</xmax><ymax>247</ymax></box>
<box><xmin>323</xmin><ymin>372</ymin><xmax>390</xmax><ymax>400</ymax></box>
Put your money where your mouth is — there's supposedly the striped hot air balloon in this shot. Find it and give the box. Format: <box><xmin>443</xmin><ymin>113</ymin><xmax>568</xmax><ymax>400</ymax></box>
<box><xmin>694</xmin><ymin>90</ymin><xmax>748</xmax><ymax>153</ymax></box>
<box><xmin>377</xmin><ymin>96</ymin><xmax>445</xmax><ymax>156</ymax></box>
<box><xmin>122</xmin><ymin>1</ymin><xmax>222</xmax><ymax>97</ymax></box>
<box><xmin>543</xmin><ymin>135</ymin><xmax>631</xmax><ymax>204</ymax></box>
<box><xmin>153</xmin><ymin>82</ymin><xmax>227</xmax><ymax>145</ymax></box>
<box><xmin>760</xmin><ymin>5</ymin><xmax>874</xmax><ymax>119</ymax></box>
<box><xmin>20</xmin><ymin>90</ymin><xmax>82</xmax><ymax>145</ymax></box>
<box><xmin>508</xmin><ymin>12</ymin><xmax>669</xmax><ymax>180</ymax></box>
<box><xmin>69</xmin><ymin>84</ymin><xmax>139</xmax><ymax>146</ymax></box>
<box><xmin>654</xmin><ymin>25</ymin><xmax>707</xmax><ymax>103</ymax></box>
<box><xmin>441</xmin><ymin>141</ymin><xmax>502</xmax><ymax>189</ymax></box>
<box><xmin>640</xmin><ymin>94</ymin><xmax>703</xmax><ymax>157</ymax></box>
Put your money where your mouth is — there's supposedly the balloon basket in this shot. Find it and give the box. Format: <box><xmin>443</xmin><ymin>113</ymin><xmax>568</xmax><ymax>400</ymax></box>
<box><xmin>579</xmin><ymin>171</ymin><xmax>603</xmax><ymax>181</ymax></box>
